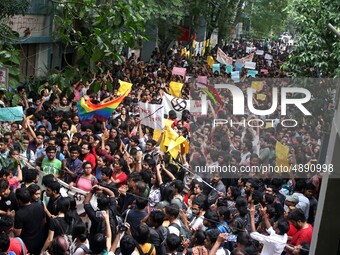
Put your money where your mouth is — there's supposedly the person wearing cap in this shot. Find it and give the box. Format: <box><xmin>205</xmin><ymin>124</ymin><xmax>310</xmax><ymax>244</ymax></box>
<box><xmin>284</xmin><ymin>194</ymin><xmax>299</xmax><ymax>241</ymax></box>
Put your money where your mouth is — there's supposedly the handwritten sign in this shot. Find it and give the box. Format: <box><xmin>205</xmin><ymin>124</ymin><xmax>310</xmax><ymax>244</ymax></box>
<box><xmin>139</xmin><ymin>102</ymin><xmax>164</xmax><ymax>130</ymax></box>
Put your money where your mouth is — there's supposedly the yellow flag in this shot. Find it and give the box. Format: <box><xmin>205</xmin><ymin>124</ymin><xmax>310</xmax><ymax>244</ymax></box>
<box><xmin>207</xmin><ymin>56</ymin><xmax>214</xmax><ymax>68</ymax></box>
<box><xmin>164</xmin><ymin>126</ymin><xmax>179</xmax><ymax>147</ymax></box>
<box><xmin>153</xmin><ymin>119</ymin><xmax>174</xmax><ymax>141</ymax></box>
<box><xmin>192</xmin><ymin>40</ymin><xmax>197</xmax><ymax>49</ymax></box>
<box><xmin>251</xmin><ymin>81</ymin><xmax>264</xmax><ymax>92</ymax></box>
<box><xmin>181</xmin><ymin>48</ymin><xmax>186</xmax><ymax>56</ymax></box>
<box><xmin>168</xmin><ymin>136</ymin><xmax>186</xmax><ymax>159</ymax></box>
<box><xmin>118</xmin><ymin>80</ymin><xmax>132</xmax><ymax>95</ymax></box>
<box><xmin>257</xmin><ymin>94</ymin><xmax>266</xmax><ymax>101</ymax></box>
<box><xmin>169</xmin><ymin>81</ymin><xmax>183</xmax><ymax>97</ymax></box>
<box><xmin>264</xmin><ymin>121</ymin><xmax>273</xmax><ymax>129</ymax></box>
<box><xmin>276</xmin><ymin>141</ymin><xmax>290</xmax><ymax>169</ymax></box>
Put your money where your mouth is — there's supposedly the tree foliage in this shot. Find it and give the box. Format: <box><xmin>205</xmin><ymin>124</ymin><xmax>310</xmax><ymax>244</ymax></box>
<box><xmin>244</xmin><ymin>0</ymin><xmax>288</xmax><ymax>39</ymax></box>
<box><xmin>0</xmin><ymin>0</ymin><xmax>30</xmax><ymax>20</ymax></box>
<box><xmin>52</xmin><ymin>0</ymin><xmax>146</xmax><ymax>71</ymax></box>
<box><xmin>284</xmin><ymin>0</ymin><xmax>340</xmax><ymax>78</ymax></box>
<box><xmin>140</xmin><ymin>0</ymin><xmax>186</xmax><ymax>54</ymax></box>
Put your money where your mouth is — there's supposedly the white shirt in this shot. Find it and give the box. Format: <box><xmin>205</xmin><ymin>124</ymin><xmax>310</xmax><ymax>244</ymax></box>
<box><xmin>250</xmin><ymin>227</ymin><xmax>287</xmax><ymax>255</ymax></box>
<box><xmin>168</xmin><ymin>220</ymin><xmax>181</xmax><ymax>237</ymax></box>
<box><xmin>189</xmin><ymin>215</ymin><xmax>206</xmax><ymax>231</ymax></box>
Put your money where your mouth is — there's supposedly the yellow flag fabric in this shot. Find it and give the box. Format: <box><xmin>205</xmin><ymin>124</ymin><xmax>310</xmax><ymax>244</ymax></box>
<box><xmin>181</xmin><ymin>48</ymin><xmax>186</xmax><ymax>56</ymax></box>
<box><xmin>276</xmin><ymin>141</ymin><xmax>290</xmax><ymax>169</ymax></box>
<box><xmin>192</xmin><ymin>40</ymin><xmax>197</xmax><ymax>49</ymax></box>
<box><xmin>207</xmin><ymin>56</ymin><xmax>214</xmax><ymax>68</ymax></box>
<box><xmin>264</xmin><ymin>121</ymin><xmax>273</xmax><ymax>129</ymax></box>
<box><xmin>118</xmin><ymin>80</ymin><xmax>132</xmax><ymax>95</ymax></box>
<box><xmin>169</xmin><ymin>81</ymin><xmax>183</xmax><ymax>98</ymax></box>
<box><xmin>164</xmin><ymin>127</ymin><xmax>179</xmax><ymax>147</ymax></box>
<box><xmin>251</xmin><ymin>81</ymin><xmax>264</xmax><ymax>92</ymax></box>
<box><xmin>257</xmin><ymin>94</ymin><xmax>267</xmax><ymax>101</ymax></box>
<box><xmin>168</xmin><ymin>136</ymin><xmax>186</xmax><ymax>159</ymax></box>
<box><xmin>153</xmin><ymin>119</ymin><xmax>174</xmax><ymax>152</ymax></box>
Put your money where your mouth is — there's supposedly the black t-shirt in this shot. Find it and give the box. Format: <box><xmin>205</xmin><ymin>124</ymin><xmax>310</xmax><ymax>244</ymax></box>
<box><xmin>14</xmin><ymin>202</ymin><xmax>45</xmax><ymax>253</ymax></box>
<box><xmin>0</xmin><ymin>191</ymin><xmax>18</xmax><ymax>212</ymax></box>
<box><xmin>47</xmin><ymin>195</ymin><xmax>61</xmax><ymax>216</ymax></box>
<box><xmin>99</xmin><ymin>181</ymin><xmax>119</xmax><ymax>197</ymax></box>
<box><xmin>50</xmin><ymin>217</ymin><xmax>73</xmax><ymax>236</ymax></box>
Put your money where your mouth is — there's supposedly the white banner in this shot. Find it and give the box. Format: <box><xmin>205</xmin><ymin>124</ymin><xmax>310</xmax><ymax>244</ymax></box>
<box><xmin>162</xmin><ymin>93</ymin><xmax>191</xmax><ymax>118</ymax></box>
<box><xmin>139</xmin><ymin>102</ymin><xmax>164</xmax><ymax>130</ymax></box>
<box><xmin>216</xmin><ymin>47</ymin><xmax>233</xmax><ymax>65</ymax></box>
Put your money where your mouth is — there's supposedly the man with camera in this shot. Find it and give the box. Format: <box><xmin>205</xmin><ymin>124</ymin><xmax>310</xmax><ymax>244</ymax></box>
<box><xmin>84</xmin><ymin>184</ymin><xmax>118</xmax><ymax>249</ymax></box>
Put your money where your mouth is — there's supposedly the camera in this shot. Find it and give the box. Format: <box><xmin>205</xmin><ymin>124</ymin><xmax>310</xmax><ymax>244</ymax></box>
<box><xmin>96</xmin><ymin>211</ymin><xmax>103</xmax><ymax>218</ymax></box>
<box><xmin>118</xmin><ymin>222</ymin><xmax>128</xmax><ymax>232</ymax></box>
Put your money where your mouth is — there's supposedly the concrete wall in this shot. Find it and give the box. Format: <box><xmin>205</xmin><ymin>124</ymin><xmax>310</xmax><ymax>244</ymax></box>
<box><xmin>310</xmin><ymin>82</ymin><xmax>340</xmax><ymax>254</ymax></box>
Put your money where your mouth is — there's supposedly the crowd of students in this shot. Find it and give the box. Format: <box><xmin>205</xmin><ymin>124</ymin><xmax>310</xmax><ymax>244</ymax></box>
<box><xmin>0</xmin><ymin>39</ymin><xmax>329</xmax><ymax>255</ymax></box>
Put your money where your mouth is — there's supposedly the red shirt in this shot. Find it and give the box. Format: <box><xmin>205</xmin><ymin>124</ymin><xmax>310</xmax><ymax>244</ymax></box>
<box><xmin>291</xmin><ymin>224</ymin><xmax>313</xmax><ymax>246</ymax></box>
<box><xmin>112</xmin><ymin>171</ymin><xmax>127</xmax><ymax>188</ymax></box>
<box><xmin>8</xmin><ymin>237</ymin><xmax>28</xmax><ymax>255</ymax></box>
<box><xmin>83</xmin><ymin>153</ymin><xmax>96</xmax><ymax>169</ymax></box>
<box><xmin>287</xmin><ymin>221</ymin><xmax>298</xmax><ymax>237</ymax></box>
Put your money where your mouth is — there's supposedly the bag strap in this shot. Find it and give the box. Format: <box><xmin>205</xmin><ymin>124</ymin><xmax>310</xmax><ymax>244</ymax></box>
<box><xmin>76</xmin><ymin>244</ymin><xmax>91</xmax><ymax>254</ymax></box>
<box><xmin>91</xmin><ymin>175</ymin><xmax>96</xmax><ymax>186</ymax></box>
<box><xmin>169</xmin><ymin>222</ymin><xmax>181</xmax><ymax>232</ymax></box>
<box><xmin>146</xmin><ymin>244</ymin><xmax>154</xmax><ymax>255</ymax></box>
<box><xmin>135</xmin><ymin>243</ymin><xmax>145</xmax><ymax>255</ymax></box>
<box><xmin>124</xmin><ymin>209</ymin><xmax>130</xmax><ymax>223</ymax></box>
<box><xmin>16</xmin><ymin>237</ymin><xmax>26</xmax><ymax>255</ymax></box>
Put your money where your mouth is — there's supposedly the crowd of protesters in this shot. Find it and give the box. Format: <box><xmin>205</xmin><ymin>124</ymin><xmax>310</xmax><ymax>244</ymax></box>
<box><xmin>0</xmin><ymin>38</ymin><xmax>332</xmax><ymax>255</ymax></box>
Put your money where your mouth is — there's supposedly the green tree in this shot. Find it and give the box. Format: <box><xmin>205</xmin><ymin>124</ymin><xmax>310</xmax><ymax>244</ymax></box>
<box><xmin>245</xmin><ymin>0</ymin><xmax>288</xmax><ymax>39</ymax></box>
<box><xmin>284</xmin><ymin>0</ymin><xmax>340</xmax><ymax>78</ymax></box>
<box><xmin>0</xmin><ymin>0</ymin><xmax>30</xmax><ymax>41</ymax></box>
<box><xmin>51</xmin><ymin>0</ymin><xmax>146</xmax><ymax>72</ymax></box>
<box><xmin>141</xmin><ymin>0</ymin><xmax>185</xmax><ymax>54</ymax></box>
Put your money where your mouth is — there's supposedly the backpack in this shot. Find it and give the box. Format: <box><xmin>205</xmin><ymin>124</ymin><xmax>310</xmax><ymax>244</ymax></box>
<box><xmin>135</xmin><ymin>243</ymin><xmax>154</xmax><ymax>255</ymax></box>
<box><xmin>72</xmin><ymin>243</ymin><xmax>91</xmax><ymax>255</ymax></box>
<box><xmin>54</xmin><ymin>218</ymin><xmax>74</xmax><ymax>253</ymax></box>
<box><xmin>192</xmin><ymin>246</ymin><xmax>208</xmax><ymax>255</ymax></box>
<box><xmin>168</xmin><ymin>222</ymin><xmax>192</xmax><ymax>240</ymax></box>
<box><xmin>155</xmin><ymin>227</ymin><xmax>168</xmax><ymax>255</ymax></box>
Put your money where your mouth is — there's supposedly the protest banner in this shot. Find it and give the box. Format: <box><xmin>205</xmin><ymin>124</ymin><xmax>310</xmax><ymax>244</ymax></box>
<box><xmin>212</xmin><ymin>64</ymin><xmax>221</xmax><ymax>74</ymax></box>
<box><xmin>216</xmin><ymin>47</ymin><xmax>233</xmax><ymax>65</ymax></box>
<box><xmin>256</xmin><ymin>50</ymin><xmax>264</xmax><ymax>55</ymax></box>
<box><xmin>251</xmin><ymin>81</ymin><xmax>264</xmax><ymax>91</ymax></box>
<box><xmin>235</xmin><ymin>62</ymin><xmax>243</xmax><ymax>72</ymax></box>
<box><xmin>139</xmin><ymin>102</ymin><xmax>164</xmax><ymax>130</ymax></box>
<box><xmin>207</xmin><ymin>56</ymin><xmax>214</xmax><ymax>68</ymax></box>
<box><xmin>247</xmin><ymin>70</ymin><xmax>258</xmax><ymax>78</ymax></box>
<box><xmin>226</xmin><ymin>65</ymin><xmax>233</xmax><ymax>74</ymax></box>
<box><xmin>231</xmin><ymin>71</ymin><xmax>240</xmax><ymax>83</ymax></box>
<box><xmin>245</xmin><ymin>61</ymin><xmax>256</xmax><ymax>69</ymax></box>
<box><xmin>265</xmin><ymin>53</ymin><xmax>273</xmax><ymax>60</ymax></box>
<box><xmin>162</xmin><ymin>93</ymin><xmax>191</xmax><ymax>118</ymax></box>
<box><xmin>169</xmin><ymin>81</ymin><xmax>183</xmax><ymax>97</ymax></box>
<box><xmin>172</xmin><ymin>67</ymin><xmax>186</xmax><ymax>77</ymax></box>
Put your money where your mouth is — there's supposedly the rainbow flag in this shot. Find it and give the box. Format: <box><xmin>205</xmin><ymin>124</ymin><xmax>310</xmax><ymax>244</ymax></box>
<box><xmin>77</xmin><ymin>90</ymin><xmax>130</xmax><ymax>121</ymax></box>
